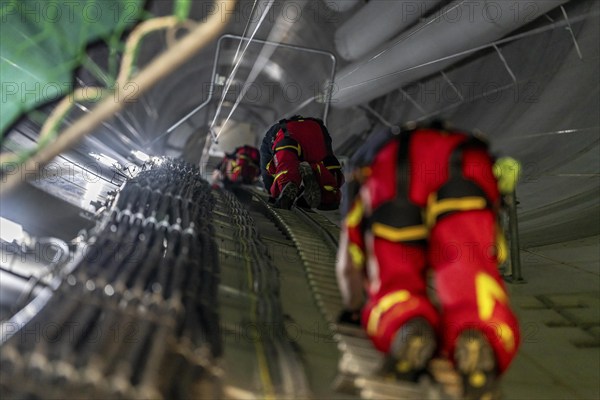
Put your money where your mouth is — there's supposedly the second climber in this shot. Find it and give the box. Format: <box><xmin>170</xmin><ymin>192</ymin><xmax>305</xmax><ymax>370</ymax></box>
<box><xmin>260</xmin><ymin>115</ymin><xmax>344</xmax><ymax>210</ymax></box>
<box><xmin>211</xmin><ymin>145</ymin><xmax>261</xmax><ymax>188</ymax></box>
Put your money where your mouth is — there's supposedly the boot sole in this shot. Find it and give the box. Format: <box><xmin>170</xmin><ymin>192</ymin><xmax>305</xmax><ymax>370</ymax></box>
<box><xmin>299</xmin><ymin>162</ymin><xmax>321</xmax><ymax>209</ymax></box>
<box><xmin>276</xmin><ymin>182</ymin><xmax>298</xmax><ymax>209</ymax></box>
<box><xmin>455</xmin><ymin>330</ymin><xmax>499</xmax><ymax>400</ymax></box>
<box><xmin>384</xmin><ymin>317</ymin><xmax>437</xmax><ymax>381</ymax></box>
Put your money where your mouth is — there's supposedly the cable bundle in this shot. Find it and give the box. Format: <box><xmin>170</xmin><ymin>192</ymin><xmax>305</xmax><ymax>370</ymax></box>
<box><xmin>0</xmin><ymin>159</ymin><xmax>222</xmax><ymax>399</ymax></box>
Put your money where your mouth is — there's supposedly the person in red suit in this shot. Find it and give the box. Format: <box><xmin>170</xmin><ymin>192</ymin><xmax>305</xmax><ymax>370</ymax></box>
<box><xmin>260</xmin><ymin>115</ymin><xmax>344</xmax><ymax>209</ymax></box>
<box><xmin>212</xmin><ymin>145</ymin><xmax>260</xmax><ymax>187</ymax></box>
<box><xmin>336</xmin><ymin>121</ymin><xmax>521</xmax><ymax>399</ymax></box>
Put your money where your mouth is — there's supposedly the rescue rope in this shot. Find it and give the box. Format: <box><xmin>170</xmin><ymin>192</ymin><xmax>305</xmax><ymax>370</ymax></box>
<box><xmin>214</xmin><ymin>0</ymin><xmax>309</xmax><ymax>142</ymax></box>
<box><xmin>209</xmin><ymin>0</ymin><xmax>274</xmax><ymax>133</ymax></box>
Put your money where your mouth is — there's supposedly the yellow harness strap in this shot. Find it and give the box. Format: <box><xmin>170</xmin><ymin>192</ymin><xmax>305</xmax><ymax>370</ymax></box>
<box><xmin>274</xmin><ymin>144</ymin><xmax>302</xmax><ymax>157</ymax></box>
<box><xmin>426</xmin><ymin>194</ymin><xmax>488</xmax><ymax>227</ymax></box>
<box><xmin>371</xmin><ymin>223</ymin><xmax>428</xmax><ymax>242</ymax></box>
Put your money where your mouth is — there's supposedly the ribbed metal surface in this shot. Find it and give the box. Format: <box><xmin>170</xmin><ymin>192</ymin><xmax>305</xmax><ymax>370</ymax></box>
<box><xmin>211</xmin><ymin>188</ymin><xmax>311</xmax><ymax>398</ymax></box>
<box><xmin>247</xmin><ymin>190</ymin><xmax>460</xmax><ymax>399</ymax></box>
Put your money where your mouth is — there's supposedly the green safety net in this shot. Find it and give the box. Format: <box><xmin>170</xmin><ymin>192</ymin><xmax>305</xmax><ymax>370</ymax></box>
<box><xmin>0</xmin><ymin>0</ymin><xmax>145</xmax><ymax>138</ymax></box>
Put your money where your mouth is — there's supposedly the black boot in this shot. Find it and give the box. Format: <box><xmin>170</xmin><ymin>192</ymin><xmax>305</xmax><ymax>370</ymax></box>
<box><xmin>275</xmin><ymin>182</ymin><xmax>298</xmax><ymax>209</ymax></box>
<box><xmin>382</xmin><ymin>317</ymin><xmax>437</xmax><ymax>382</ymax></box>
<box><xmin>299</xmin><ymin>162</ymin><xmax>321</xmax><ymax>209</ymax></box>
<box><xmin>454</xmin><ymin>330</ymin><xmax>499</xmax><ymax>400</ymax></box>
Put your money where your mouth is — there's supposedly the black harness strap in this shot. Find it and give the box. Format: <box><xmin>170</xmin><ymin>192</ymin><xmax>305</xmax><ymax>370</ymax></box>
<box><xmin>278</xmin><ymin>118</ymin><xmax>290</xmax><ymax>138</ymax></box>
<box><xmin>430</xmin><ymin>136</ymin><xmax>494</xmax><ymax>224</ymax></box>
<box><xmin>366</xmin><ymin>129</ymin><xmax>426</xmax><ymax>245</ymax></box>
<box><xmin>437</xmin><ymin>137</ymin><xmax>491</xmax><ymax>203</ymax></box>
<box><xmin>278</xmin><ymin>115</ymin><xmax>306</xmax><ymax>138</ymax></box>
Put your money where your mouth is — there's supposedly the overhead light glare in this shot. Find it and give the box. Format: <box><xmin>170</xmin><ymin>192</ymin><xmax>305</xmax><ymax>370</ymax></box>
<box><xmin>0</xmin><ymin>217</ymin><xmax>24</xmax><ymax>243</ymax></box>
<box><xmin>90</xmin><ymin>152</ymin><xmax>119</xmax><ymax>167</ymax></box>
<box><xmin>131</xmin><ymin>150</ymin><xmax>150</xmax><ymax>162</ymax></box>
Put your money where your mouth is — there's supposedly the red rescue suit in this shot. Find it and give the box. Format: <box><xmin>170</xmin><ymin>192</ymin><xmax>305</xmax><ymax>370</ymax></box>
<box><xmin>337</xmin><ymin>127</ymin><xmax>520</xmax><ymax>374</ymax></box>
<box><xmin>213</xmin><ymin>145</ymin><xmax>260</xmax><ymax>186</ymax></box>
<box><xmin>260</xmin><ymin>116</ymin><xmax>344</xmax><ymax>209</ymax></box>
